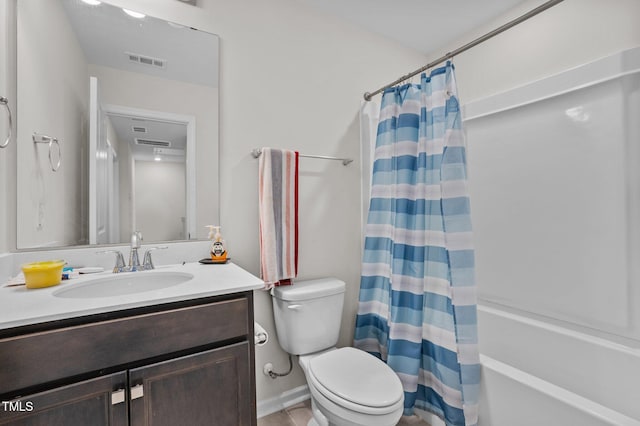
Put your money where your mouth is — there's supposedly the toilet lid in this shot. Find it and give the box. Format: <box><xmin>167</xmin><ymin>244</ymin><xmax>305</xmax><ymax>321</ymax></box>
<box><xmin>308</xmin><ymin>347</ymin><xmax>403</xmax><ymax>408</ymax></box>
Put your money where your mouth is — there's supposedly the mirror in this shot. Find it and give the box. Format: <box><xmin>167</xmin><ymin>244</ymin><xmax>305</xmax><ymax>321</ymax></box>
<box><xmin>16</xmin><ymin>0</ymin><xmax>219</xmax><ymax>249</ymax></box>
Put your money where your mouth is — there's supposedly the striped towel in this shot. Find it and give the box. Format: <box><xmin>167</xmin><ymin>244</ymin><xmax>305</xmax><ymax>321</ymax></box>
<box><xmin>258</xmin><ymin>148</ymin><xmax>299</xmax><ymax>288</ymax></box>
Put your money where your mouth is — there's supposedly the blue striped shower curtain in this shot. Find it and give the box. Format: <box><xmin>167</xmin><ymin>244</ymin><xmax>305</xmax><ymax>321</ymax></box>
<box><xmin>354</xmin><ymin>63</ymin><xmax>479</xmax><ymax>426</ymax></box>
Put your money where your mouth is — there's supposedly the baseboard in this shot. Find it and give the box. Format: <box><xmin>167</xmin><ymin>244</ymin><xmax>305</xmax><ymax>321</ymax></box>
<box><xmin>256</xmin><ymin>384</ymin><xmax>311</xmax><ymax>419</ymax></box>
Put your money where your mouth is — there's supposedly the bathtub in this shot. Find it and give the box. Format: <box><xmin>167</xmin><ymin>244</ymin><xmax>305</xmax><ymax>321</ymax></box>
<box><xmin>475</xmin><ymin>304</ymin><xmax>640</xmax><ymax>425</ymax></box>
<box><xmin>418</xmin><ymin>300</ymin><xmax>640</xmax><ymax>425</ymax></box>
<box><xmin>431</xmin><ymin>47</ymin><xmax>640</xmax><ymax>425</ymax></box>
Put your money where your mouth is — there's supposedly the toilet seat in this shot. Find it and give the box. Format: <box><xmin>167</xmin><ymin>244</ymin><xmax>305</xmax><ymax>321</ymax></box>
<box><xmin>307</xmin><ymin>347</ymin><xmax>404</xmax><ymax>415</ymax></box>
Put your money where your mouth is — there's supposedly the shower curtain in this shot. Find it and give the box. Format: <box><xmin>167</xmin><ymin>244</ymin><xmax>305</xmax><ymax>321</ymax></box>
<box><xmin>354</xmin><ymin>63</ymin><xmax>479</xmax><ymax>426</ymax></box>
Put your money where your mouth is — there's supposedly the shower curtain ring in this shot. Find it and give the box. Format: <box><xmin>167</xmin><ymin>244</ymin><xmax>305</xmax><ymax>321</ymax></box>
<box><xmin>447</xmin><ymin>54</ymin><xmax>456</xmax><ymax>68</ymax></box>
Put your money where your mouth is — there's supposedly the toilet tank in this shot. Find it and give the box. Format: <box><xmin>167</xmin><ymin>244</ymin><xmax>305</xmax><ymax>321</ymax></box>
<box><xmin>271</xmin><ymin>278</ymin><xmax>346</xmax><ymax>355</ymax></box>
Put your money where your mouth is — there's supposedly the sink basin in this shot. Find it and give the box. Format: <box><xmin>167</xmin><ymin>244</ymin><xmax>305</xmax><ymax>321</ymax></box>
<box><xmin>53</xmin><ymin>271</ymin><xmax>194</xmax><ymax>299</ymax></box>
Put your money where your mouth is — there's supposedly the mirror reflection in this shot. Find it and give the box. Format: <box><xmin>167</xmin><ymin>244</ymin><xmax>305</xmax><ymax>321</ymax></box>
<box><xmin>16</xmin><ymin>0</ymin><xmax>219</xmax><ymax>249</ymax></box>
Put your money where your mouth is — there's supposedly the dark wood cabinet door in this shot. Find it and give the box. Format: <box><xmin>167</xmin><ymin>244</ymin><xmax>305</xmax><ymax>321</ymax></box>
<box><xmin>0</xmin><ymin>372</ymin><xmax>127</xmax><ymax>426</ymax></box>
<box><xmin>129</xmin><ymin>342</ymin><xmax>253</xmax><ymax>426</ymax></box>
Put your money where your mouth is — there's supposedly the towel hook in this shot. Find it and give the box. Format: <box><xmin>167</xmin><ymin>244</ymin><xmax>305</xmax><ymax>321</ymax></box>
<box><xmin>33</xmin><ymin>132</ymin><xmax>62</xmax><ymax>172</ymax></box>
<box><xmin>0</xmin><ymin>96</ymin><xmax>12</xmax><ymax>149</ymax></box>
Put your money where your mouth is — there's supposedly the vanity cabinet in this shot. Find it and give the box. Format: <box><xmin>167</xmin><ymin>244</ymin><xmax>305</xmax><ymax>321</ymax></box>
<box><xmin>0</xmin><ymin>292</ymin><xmax>256</xmax><ymax>426</ymax></box>
<box><xmin>0</xmin><ymin>372</ymin><xmax>127</xmax><ymax>426</ymax></box>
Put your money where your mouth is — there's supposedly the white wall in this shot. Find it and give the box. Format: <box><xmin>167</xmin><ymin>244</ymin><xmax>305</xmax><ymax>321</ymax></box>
<box><xmin>88</xmin><ymin>64</ymin><xmax>219</xmax><ymax>240</ymax></box>
<box><xmin>16</xmin><ymin>0</ymin><xmax>88</xmax><ymax>248</ymax></box>
<box><xmin>135</xmin><ymin>160</ymin><xmax>186</xmax><ymax>242</ymax></box>
<box><xmin>206</xmin><ymin>0</ymin><xmax>427</xmax><ymax>403</ymax></box>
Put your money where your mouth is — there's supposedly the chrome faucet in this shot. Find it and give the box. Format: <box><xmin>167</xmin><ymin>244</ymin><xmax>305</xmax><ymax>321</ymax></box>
<box><xmin>129</xmin><ymin>231</ymin><xmax>143</xmax><ymax>271</ymax></box>
<box><xmin>142</xmin><ymin>246</ymin><xmax>167</xmax><ymax>270</ymax></box>
<box><xmin>97</xmin><ymin>250</ymin><xmax>127</xmax><ymax>273</ymax></box>
<box><xmin>98</xmin><ymin>231</ymin><xmax>166</xmax><ymax>273</ymax></box>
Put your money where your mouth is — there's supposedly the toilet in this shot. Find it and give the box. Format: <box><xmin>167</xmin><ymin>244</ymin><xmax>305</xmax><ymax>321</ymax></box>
<box><xmin>271</xmin><ymin>278</ymin><xmax>404</xmax><ymax>426</ymax></box>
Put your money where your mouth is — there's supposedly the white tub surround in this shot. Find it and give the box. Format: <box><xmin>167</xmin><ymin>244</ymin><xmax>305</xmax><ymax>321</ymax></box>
<box><xmin>463</xmin><ymin>47</ymin><xmax>640</xmax><ymax>425</ymax></box>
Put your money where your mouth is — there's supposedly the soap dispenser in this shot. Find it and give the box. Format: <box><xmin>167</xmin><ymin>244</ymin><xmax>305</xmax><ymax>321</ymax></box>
<box><xmin>206</xmin><ymin>225</ymin><xmax>228</xmax><ymax>262</ymax></box>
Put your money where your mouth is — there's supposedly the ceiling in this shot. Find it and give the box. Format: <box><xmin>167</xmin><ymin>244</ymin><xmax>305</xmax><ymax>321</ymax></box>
<box><xmin>60</xmin><ymin>0</ymin><xmax>212</xmax><ymax>163</ymax></box>
<box><xmin>62</xmin><ymin>0</ymin><xmax>219</xmax><ymax>88</ymax></box>
<box><xmin>296</xmin><ymin>0</ymin><xmax>530</xmax><ymax>55</ymax></box>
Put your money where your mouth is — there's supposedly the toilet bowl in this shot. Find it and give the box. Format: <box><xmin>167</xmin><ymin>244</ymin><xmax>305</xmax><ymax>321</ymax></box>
<box><xmin>300</xmin><ymin>347</ymin><xmax>404</xmax><ymax>426</ymax></box>
<box><xmin>271</xmin><ymin>278</ymin><xmax>405</xmax><ymax>426</ymax></box>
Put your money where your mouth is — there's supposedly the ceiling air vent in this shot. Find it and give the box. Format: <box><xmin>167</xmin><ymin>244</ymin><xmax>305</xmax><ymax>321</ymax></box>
<box><xmin>132</xmin><ymin>126</ymin><xmax>147</xmax><ymax>133</ymax></box>
<box><xmin>154</xmin><ymin>148</ymin><xmax>185</xmax><ymax>156</ymax></box>
<box><xmin>126</xmin><ymin>52</ymin><xmax>166</xmax><ymax>69</ymax></box>
<box><xmin>135</xmin><ymin>138</ymin><xmax>171</xmax><ymax>147</ymax></box>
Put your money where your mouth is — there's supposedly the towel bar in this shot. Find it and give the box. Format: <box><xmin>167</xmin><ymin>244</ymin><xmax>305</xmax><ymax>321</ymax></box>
<box><xmin>33</xmin><ymin>132</ymin><xmax>62</xmax><ymax>172</ymax></box>
<box><xmin>251</xmin><ymin>148</ymin><xmax>353</xmax><ymax>166</ymax></box>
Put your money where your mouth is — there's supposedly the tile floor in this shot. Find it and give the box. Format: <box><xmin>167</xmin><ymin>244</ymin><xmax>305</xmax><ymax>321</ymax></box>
<box><xmin>257</xmin><ymin>399</ymin><xmax>432</xmax><ymax>426</ymax></box>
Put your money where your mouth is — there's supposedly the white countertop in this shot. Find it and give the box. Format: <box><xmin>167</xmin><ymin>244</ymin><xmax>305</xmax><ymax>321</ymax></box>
<box><xmin>0</xmin><ymin>262</ymin><xmax>264</xmax><ymax>330</ymax></box>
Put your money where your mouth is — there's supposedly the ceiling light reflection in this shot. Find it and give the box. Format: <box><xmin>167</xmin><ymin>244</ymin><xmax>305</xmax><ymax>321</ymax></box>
<box><xmin>565</xmin><ymin>106</ymin><xmax>590</xmax><ymax>123</ymax></box>
<box><xmin>123</xmin><ymin>8</ymin><xmax>146</xmax><ymax>19</ymax></box>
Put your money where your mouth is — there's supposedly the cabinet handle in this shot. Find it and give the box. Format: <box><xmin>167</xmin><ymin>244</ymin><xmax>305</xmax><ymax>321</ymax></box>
<box><xmin>130</xmin><ymin>384</ymin><xmax>144</xmax><ymax>400</ymax></box>
<box><xmin>111</xmin><ymin>389</ymin><xmax>126</xmax><ymax>405</ymax></box>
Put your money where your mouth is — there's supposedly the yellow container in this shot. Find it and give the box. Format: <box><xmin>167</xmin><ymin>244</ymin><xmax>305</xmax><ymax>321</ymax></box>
<box><xmin>21</xmin><ymin>260</ymin><xmax>65</xmax><ymax>289</ymax></box>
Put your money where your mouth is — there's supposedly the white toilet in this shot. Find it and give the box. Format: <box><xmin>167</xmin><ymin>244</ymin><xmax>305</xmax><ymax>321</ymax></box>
<box><xmin>271</xmin><ymin>278</ymin><xmax>404</xmax><ymax>426</ymax></box>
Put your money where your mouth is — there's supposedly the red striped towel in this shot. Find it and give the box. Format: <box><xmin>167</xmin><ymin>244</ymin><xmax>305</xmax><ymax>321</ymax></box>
<box><xmin>258</xmin><ymin>148</ymin><xmax>299</xmax><ymax>288</ymax></box>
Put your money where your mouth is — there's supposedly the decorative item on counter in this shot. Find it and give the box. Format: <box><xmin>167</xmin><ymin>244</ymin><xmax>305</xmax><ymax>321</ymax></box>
<box><xmin>204</xmin><ymin>225</ymin><xmax>229</xmax><ymax>264</ymax></box>
<box><xmin>21</xmin><ymin>260</ymin><xmax>66</xmax><ymax>289</ymax></box>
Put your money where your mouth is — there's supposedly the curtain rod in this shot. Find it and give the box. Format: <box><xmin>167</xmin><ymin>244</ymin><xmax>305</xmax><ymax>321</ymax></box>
<box><xmin>363</xmin><ymin>0</ymin><xmax>565</xmax><ymax>101</ymax></box>
<box><xmin>251</xmin><ymin>148</ymin><xmax>353</xmax><ymax>166</ymax></box>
